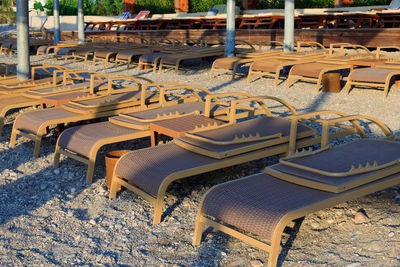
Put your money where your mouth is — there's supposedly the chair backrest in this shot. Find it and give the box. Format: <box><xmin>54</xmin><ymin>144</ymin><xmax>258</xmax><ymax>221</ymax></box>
<box><xmin>388</xmin><ymin>0</ymin><xmax>400</xmax><ymax>9</ymax></box>
<box><xmin>119</xmin><ymin>11</ymin><xmax>132</xmax><ymax>20</ymax></box>
<box><xmin>134</xmin><ymin>10</ymin><xmax>150</xmax><ymax>20</ymax></box>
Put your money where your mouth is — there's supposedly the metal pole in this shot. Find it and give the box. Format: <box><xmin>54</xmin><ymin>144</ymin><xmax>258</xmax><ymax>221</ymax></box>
<box><xmin>77</xmin><ymin>0</ymin><xmax>85</xmax><ymax>43</ymax></box>
<box><xmin>284</xmin><ymin>0</ymin><xmax>295</xmax><ymax>52</ymax></box>
<box><xmin>53</xmin><ymin>0</ymin><xmax>61</xmax><ymax>44</ymax></box>
<box><xmin>225</xmin><ymin>0</ymin><xmax>235</xmax><ymax>57</ymax></box>
<box><xmin>16</xmin><ymin>0</ymin><xmax>30</xmax><ymax>81</ymax></box>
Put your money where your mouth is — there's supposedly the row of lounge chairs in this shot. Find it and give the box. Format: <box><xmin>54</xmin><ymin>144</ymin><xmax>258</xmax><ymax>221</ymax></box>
<box><xmin>0</xmin><ymin>64</ymin><xmax>399</xmax><ymax>266</ymax></box>
<box><xmin>84</xmin><ymin>11</ymin><xmax>400</xmax><ymax>32</ymax></box>
<box><xmin>40</xmin><ymin>39</ymin><xmax>400</xmax><ymax>98</ymax></box>
<box><xmin>213</xmin><ymin>42</ymin><xmax>400</xmax><ymax>98</ymax></box>
<box><xmin>36</xmin><ymin>39</ymin><xmax>246</xmax><ymax>75</ymax></box>
<box><xmin>0</xmin><ymin>37</ymin><xmax>53</xmax><ymax>55</ymax></box>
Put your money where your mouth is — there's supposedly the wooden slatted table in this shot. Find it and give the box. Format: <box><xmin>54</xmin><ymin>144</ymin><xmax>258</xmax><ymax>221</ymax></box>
<box><xmin>149</xmin><ymin>115</ymin><xmax>222</xmax><ymax>146</ymax></box>
<box><xmin>349</xmin><ymin>58</ymin><xmax>387</xmax><ymax>72</ymax></box>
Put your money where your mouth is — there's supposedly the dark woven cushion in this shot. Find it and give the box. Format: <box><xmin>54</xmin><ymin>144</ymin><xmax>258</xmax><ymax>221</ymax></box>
<box><xmin>268</xmin><ymin>139</ymin><xmax>400</xmax><ymax>193</ymax></box>
<box><xmin>202</xmin><ymin>173</ymin><xmax>333</xmax><ymax>241</ymax></box>
<box><xmin>350</xmin><ymin>68</ymin><xmax>396</xmax><ymax>83</ymax></box>
<box><xmin>115</xmin><ymin>143</ymin><xmax>218</xmax><ymax>196</ymax></box>
<box><xmin>14</xmin><ymin>108</ymin><xmax>78</xmax><ymax>134</ymax></box>
<box><xmin>58</xmin><ymin>121</ymin><xmax>140</xmax><ymax>157</ymax></box>
<box><xmin>176</xmin><ymin>117</ymin><xmax>314</xmax><ymax>158</ymax></box>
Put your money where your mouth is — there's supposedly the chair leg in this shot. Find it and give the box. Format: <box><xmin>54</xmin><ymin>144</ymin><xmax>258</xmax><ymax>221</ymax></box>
<box><xmin>316</xmin><ymin>74</ymin><xmax>323</xmax><ymax>91</ymax></box>
<box><xmin>232</xmin><ymin>63</ymin><xmax>239</xmax><ymax>80</ymax></box>
<box><xmin>33</xmin><ymin>136</ymin><xmax>42</xmax><ymax>158</ymax></box>
<box><xmin>344</xmin><ymin>81</ymin><xmax>352</xmax><ymax>94</ymax></box>
<box><xmin>54</xmin><ymin>145</ymin><xmax>61</xmax><ymax>168</ymax></box>
<box><xmin>383</xmin><ymin>83</ymin><xmax>390</xmax><ymax>98</ymax></box>
<box><xmin>274</xmin><ymin>73</ymin><xmax>280</xmax><ymax>86</ymax></box>
<box><xmin>152</xmin><ymin>196</ymin><xmax>165</xmax><ymax>225</ymax></box>
<box><xmin>247</xmin><ymin>70</ymin><xmax>253</xmax><ymax>83</ymax></box>
<box><xmin>0</xmin><ymin>117</ymin><xmax>4</xmax><ymax>136</ymax></box>
<box><xmin>92</xmin><ymin>56</ymin><xmax>97</xmax><ymax>65</ymax></box>
<box><xmin>87</xmin><ymin>159</ymin><xmax>95</xmax><ymax>183</ymax></box>
<box><xmin>210</xmin><ymin>66</ymin><xmax>215</xmax><ymax>78</ymax></box>
<box><xmin>9</xmin><ymin>128</ymin><xmax>17</xmax><ymax>147</ymax></box>
<box><xmin>192</xmin><ymin>212</ymin><xmax>205</xmax><ymax>245</ymax></box>
<box><xmin>109</xmin><ymin>175</ymin><xmax>120</xmax><ymax>199</ymax></box>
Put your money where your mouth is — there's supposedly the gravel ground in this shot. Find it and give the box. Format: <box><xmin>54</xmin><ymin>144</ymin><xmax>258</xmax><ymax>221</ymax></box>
<box><xmin>0</xmin><ymin>40</ymin><xmax>399</xmax><ymax>266</ymax></box>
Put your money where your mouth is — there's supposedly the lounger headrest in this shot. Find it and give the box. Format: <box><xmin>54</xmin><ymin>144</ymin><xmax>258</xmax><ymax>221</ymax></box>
<box><xmin>175</xmin><ymin>116</ymin><xmax>315</xmax><ymax>159</ymax></box>
<box><xmin>108</xmin><ymin>102</ymin><xmax>224</xmax><ymax>130</ymax></box>
<box><xmin>266</xmin><ymin>139</ymin><xmax>400</xmax><ymax>193</ymax></box>
<box><xmin>60</xmin><ymin>90</ymin><xmax>158</xmax><ymax>114</ymax></box>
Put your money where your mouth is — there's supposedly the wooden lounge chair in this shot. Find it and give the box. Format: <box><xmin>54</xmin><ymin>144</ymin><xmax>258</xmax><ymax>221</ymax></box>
<box><xmin>109</xmin><ymin>105</ymin><xmax>361</xmax><ymax>225</ymax></box>
<box><xmin>0</xmin><ymin>69</ymin><xmax>107</xmax><ymax>136</ymax></box>
<box><xmin>36</xmin><ymin>41</ymin><xmax>79</xmax><ymax>58</ymax></box>
<box><xmin>344</xmin><ymin>48</ymin><xmax>400</xmax><ymax>98</ymax></box>
<box><xmin>345</xmin><ymin>63</ymin><xmax>400</xmax><ymax>98</ymax></box>
<box><xmin>0</xmin><ymin>65</ymin><xmax>68</xmax><ymax>94</ymax></box>
<box><xmin>158</xmin><ymin>46</ymin><xmax>226</xmax><ymax>75</ymax></box>
<box><xmin>9</xmin><ymin>75</ymin><xmax>154</xmax><ymax>157</ymax></box>
<box><xmin>137</xmin><ymin>46</ymin><xmax>194</xmax><ymax>72</ymax></box>
<box><xmin>92</xmin><ymin>44</ymin><xmax>144</xmax><ymax>66</ymax></box>
<box><xmin>114</xmin><ymin>47</ymin><xmax>157</xmax><ymax>68</ymax></box>
<box><xmin>210</xmin><ymin>41</ymin><xmax>284</xmax><ymax>80</ymax></box>
<box><xmin>286</xmin><ymin>44</ymin><xmax>373</xmax><ymax>91</ymax></box>
<box><xmin>247</xmin><ymin>42</ymin><xmax>329</xmax><ymax>85</ymax></box>
<box><xmin>193</xmin><ymin>114</ymin><xmax>396</xmax><ymax>267</ymax></box>
<box><xmin>54</xmin><ymin>85</ymin><xmax>230</xmax><ymax>182</ymax></box>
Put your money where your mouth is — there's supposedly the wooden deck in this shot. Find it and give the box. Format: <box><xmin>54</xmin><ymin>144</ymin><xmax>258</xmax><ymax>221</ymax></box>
<box><xmin>60</xmin><ymin>28</ymin><xmax>400</xmax><ymax>48</ymax></box>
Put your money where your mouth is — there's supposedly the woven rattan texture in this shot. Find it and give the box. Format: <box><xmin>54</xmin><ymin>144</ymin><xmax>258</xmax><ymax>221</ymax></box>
<box><xmin>14</xmin><ymin>108</ymin><xmax>77</xmax><ymax>134</ymax></box>
<box><xmin>271</xmin><ymin>139</ymin><xmax>400</xmax><ymax>188</ymax></box>
<box><xmin>58</xmin><ymin>121</ymin><xmax>140</xmax><ymax>157</ymax></box>
<box><xmin>202</xmin><ymin>173</ymin><xmax>332</xmax><ymax>240</ymax></box>
<box><xmin>115</xmin><ymin>143</ymin><xmax>217</xmax><ymax>196</ymax></box>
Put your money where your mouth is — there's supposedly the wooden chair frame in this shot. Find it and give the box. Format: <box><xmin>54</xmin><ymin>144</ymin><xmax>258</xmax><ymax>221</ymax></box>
<box><xmin>192</xmin><ymin>114</ymin><xmax>395</xmax><ymax>267</ymax></box>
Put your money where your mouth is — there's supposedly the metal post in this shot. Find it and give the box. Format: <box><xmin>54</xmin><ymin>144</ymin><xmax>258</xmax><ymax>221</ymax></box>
<box><xmin>284</xmin><ymin>0</ymin><xmax>295</xmax><ymax>52</ymax></box>
<box><xmin>225</xmin><ymin>0</ymin><xmax>235</xmax><ymax>57</ymax></box>
<box><xmin>53</xmin><ymin>0</ymin><xmax>61</xmax><ymax>44</ymax></box>
<box><xmin>77</xmin><ymin>0</ymin><xmax>85</xmax><ymax>43</ymax></box>
<box><xmin>16</xmin><ymin>0</ymin><xmax>30</xmax><ymax>81</ymax></box>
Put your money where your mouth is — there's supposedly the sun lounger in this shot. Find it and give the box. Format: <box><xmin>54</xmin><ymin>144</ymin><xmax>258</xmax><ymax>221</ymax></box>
<box><xmin>138</xmin><ymin>46</ymin><xmax>194</xmax><ymax>72</ymax></box>
<box><xmin>344</xmin><ymin>48</ymin><xmax>400</xmax><ymax>97</ymax></box>
<box><xmin>115</xmin><ymin>47</ymin><xmax>160</xmax><ymax>68</ymax></box>
<box><xmin>92</xmin><ymin>45</ymin><xmax>144</xmax><ymax>66</ymax></box>
<box><xmin>0</xmin><ymin>69</ymin><xmax>106</xmax><ymax>135</ymax></box>
<box><xmin>286</xmin><ymin>44</ymin><xmax>373</xmax><ymax>91</ymax></box>
<box><xmin>193</xmin><ymin>115</ymin><xmax>395</xmax><ymax>267</ymax></box>
<box><xmin>210</xmin><ymin>41</ymin><xmax>284</xmax><ymax>80</ymax></box>
<box><xmin>36</xmin><ymin>41</ymin><xmax>79</xmax><ymax>58</ymax></box>
<box><xmin>247</xmin><ymin>51</ymin><xmax>328</xmax><ymax>85</ymax></box>
<box><xmin>0</xmin><ymin>65</ymin><xmax>68</xmax><ymax>94</ymax></box>
<box><xmin>54</xmin><ymin>85</ymin><xmax>230</xmax><ymax>182</ymax></box>
<box><xmin>158</xmin><ymin>46</ymin><xmax>226</xmax><ymax>75</ymax></box>
<box><xmin>9</xmin><ymin>76</ymin><xmax>154</xmax><ymax>157</ymax></box>
<box><xmin>109</xmin><ymin>107</ymin><xmax>361</xmax><ymax>225</ymax></box>
<box><xmin>344</xmin><ymin>62</ymin><xmax>400</xmax><ymax>98</ymax></box>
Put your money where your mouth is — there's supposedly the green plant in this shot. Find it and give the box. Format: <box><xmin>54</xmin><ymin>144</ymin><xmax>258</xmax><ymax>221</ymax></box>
<box><xmin>0</xmin><ymin>0</ymin><xmax>16</xmax><ymax>24</ymax></box>
<box><xmin>189</xmin><ymin>0</ymin><xmax>242</xmax><ymax>13</ymax></box>
<box><xmin>134</xmin><ymin>0</ymin><xmax>174</xmax><ymax>14</ymax></box>
<box><xmin>44</xmin><ymin>0</ymin><xmax>123</xmax><ymax>16</ymax></box>
<box><xmin>33</xmin><ymin>0</ymin><xmax>45</xmax><ymax>11</ymax></box>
